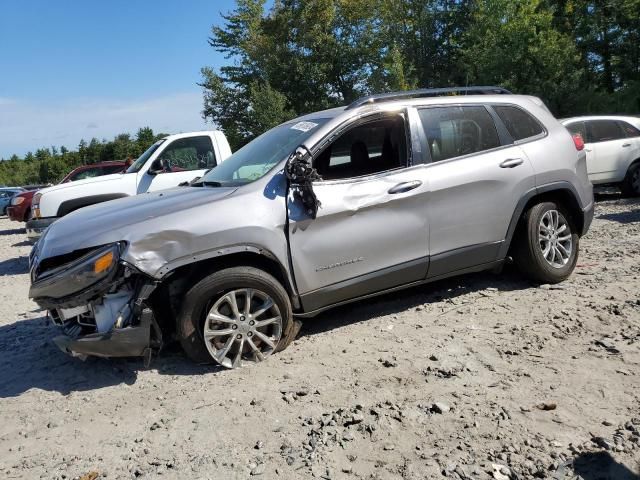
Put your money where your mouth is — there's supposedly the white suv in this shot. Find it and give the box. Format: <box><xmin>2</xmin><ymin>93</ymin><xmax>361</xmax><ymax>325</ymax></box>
<box><xmin>562</xmin><ymin>116</ymin><xmax>640</xmax><ymax>196</ymax></box>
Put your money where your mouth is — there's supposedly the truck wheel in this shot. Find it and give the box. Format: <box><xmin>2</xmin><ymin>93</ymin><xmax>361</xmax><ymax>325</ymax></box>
<box><xmin>177</xmin><ymin>266</ymin><xmax>297</xmax><ymax>368</ymax></box>
<box><xmin>620</xmin><ymin>162</ymin><xmax>640</xmax><ymax>197</ymax></box>
<box><xmin>513</xmin><ymin>201</ymin><xmax>579</xmax><ymax>284</ymax></box>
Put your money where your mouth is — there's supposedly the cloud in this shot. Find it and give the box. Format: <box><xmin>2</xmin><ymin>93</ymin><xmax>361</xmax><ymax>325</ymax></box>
<box><xmin>0</xmin><ymin>92</ymin><xmax>212</xmax><ymax>158</ymax></box>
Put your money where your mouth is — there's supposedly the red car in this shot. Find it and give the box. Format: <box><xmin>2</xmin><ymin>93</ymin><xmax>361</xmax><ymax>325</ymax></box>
<box><xmin>7</xmin><ymin>161</ymin><xmax>126</xmax><ymax>222</ymax></box>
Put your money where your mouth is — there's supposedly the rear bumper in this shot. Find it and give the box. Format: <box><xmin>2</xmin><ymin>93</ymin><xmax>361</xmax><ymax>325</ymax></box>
<box><xmin>52</xmin><ymin>308</ymin><xmax>153</xmax><ymax>358</ymax></box>
<box><xmin>26</xmin><ymin>217</ymin><xmax>57</xmax><ymax>241</ymax></box>
<box><xmin>581</xmin><ymin>201</ymin><xmax>594</xmax><ymax>236</ymax></box>
<box><xmin>6</xmin><ymin>207</ymin><xmax>22</xmax><ymax>222</ymax></box>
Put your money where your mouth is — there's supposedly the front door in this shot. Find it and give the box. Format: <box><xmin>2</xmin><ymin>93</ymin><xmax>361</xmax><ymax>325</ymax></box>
<box><xmin>137</xmin><ymin>135</ymin><xmax>217</xmax><ymax>193</ymax></box>
<box><xmin>287</xmin><ymin>112</ymin><xmax>430</xmax><ymax>312</ymax></box>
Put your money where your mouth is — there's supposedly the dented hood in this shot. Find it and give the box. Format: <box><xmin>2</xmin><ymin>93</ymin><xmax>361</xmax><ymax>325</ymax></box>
<box><xmin>35</xmin><ymin>186</ymin><xmax>237</xmax><ymax>271</ymax></box>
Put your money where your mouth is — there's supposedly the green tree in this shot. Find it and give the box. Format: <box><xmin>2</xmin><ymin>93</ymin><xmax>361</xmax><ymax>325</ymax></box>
<box><xmin>461</xmin><ymin>0</ymin><xmax>582</xmax><ymax>115</ymax></box>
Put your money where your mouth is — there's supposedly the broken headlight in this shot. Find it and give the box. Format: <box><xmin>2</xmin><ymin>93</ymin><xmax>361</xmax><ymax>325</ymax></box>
<box><xmin>30</xmin><ymin>243</ymin><xmax>122</xmax><ymax>301</ymax></box>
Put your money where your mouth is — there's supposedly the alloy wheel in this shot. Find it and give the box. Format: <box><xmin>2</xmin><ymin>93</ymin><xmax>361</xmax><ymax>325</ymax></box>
<box><xmin>203</xmin><ymin>288</ymin><xmax>282</xmax><ymax>368</ymax></box>
<box><xmin>538</xmin><ymin>209</ymin><xmax>572</xmax><ymax>268</ymax></box>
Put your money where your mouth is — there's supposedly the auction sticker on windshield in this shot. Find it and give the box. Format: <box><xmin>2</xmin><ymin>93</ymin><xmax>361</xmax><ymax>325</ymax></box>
<box><xmin>290</xmin><ymin>121</ymin><xmax>318</xmax><ymax>132</ymax></box>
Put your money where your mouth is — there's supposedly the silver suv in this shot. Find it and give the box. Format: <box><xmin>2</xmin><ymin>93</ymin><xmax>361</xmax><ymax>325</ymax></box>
<box><xmin>29</xmin><ymin>87</ymin><xmax>594</xmax><ymax>368</ymax></box>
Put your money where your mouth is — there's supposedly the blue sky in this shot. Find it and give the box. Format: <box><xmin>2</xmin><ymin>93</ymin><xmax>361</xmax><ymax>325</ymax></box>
<box><xmin>0</xmin><ymin>0</ymin><xmax>246</xmax><ymax>158</ymax></box>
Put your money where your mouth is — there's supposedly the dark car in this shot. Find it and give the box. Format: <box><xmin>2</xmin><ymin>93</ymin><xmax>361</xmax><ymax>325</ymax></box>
<box><xmin>7</xmin><ymin>161</ymin><xmax>126</xmax><ymax>222</ymax></box>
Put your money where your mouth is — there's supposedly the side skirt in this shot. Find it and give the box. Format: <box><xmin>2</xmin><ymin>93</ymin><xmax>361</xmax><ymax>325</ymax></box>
<box><xmin>295</xmin><ymin>257</ymin><xmax>504</xmax><ymax>319</ymax></box>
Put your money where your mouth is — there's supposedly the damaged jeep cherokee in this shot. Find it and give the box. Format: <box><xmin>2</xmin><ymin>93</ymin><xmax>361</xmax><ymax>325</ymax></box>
<box><xmin>29</xmin><ymin>87</ymin><xmax>594</xmax><ymax>368</ymax></box>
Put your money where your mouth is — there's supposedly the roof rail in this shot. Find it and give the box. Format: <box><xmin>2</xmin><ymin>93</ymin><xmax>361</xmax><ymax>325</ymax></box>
<box><xmin>346</xmin><ymin>86</ymin><xmax>512</xmax><ymax>110</ymax></box>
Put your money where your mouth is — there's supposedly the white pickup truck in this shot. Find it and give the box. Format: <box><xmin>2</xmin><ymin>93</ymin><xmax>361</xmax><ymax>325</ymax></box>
<box><xmin>27</xmin><ymin>130</ymin><xmax>232</xmax><ymax>241</ymax></box>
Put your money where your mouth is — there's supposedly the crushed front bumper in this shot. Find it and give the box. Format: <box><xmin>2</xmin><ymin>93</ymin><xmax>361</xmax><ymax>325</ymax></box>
<box><xmin>26</xmin><ymin>216</ymin><xmax>57</xmax><ymax>242</ymax></box>
<box><xmin>52</xmin><ymin>308</ymin><xmax>154</xmax><ymax>358</ymax></box>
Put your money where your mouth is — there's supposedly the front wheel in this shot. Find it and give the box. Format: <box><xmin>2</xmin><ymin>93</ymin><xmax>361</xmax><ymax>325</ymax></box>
<box><xmin>177</xmin><ymin>266</ymin><xmax>297</xmax><ymax>368</ymax></box>
<box><xmin>620</xmin><ymin>162</ymin><xmax>640</xmax><ymax>197</ymax></box>
<box><xmin>513</xmin><ymin>201</ymin><xmax>579</xmax><ymax>284</ymax></box>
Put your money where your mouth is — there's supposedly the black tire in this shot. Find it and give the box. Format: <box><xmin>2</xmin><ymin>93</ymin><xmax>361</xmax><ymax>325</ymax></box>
<box><xmin>620</xmin><ymin>162</ymin><xmax>640</xmax><ymax>197</ymax></box>
<box><xmin>177</xmin><ymin>266</ymin><xmax>297</xmax><ymax>366</ymax></box>
<box><xmin>513</xmin><ymin>201</ymin><xmax>579</xmax><ymax>284</ymax></box>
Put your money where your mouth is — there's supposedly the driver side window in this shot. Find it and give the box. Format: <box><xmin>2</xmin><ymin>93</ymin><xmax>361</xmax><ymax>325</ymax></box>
<box><xmin>313</xmin><ymin>115</ymin><xmax>408</xmax><ymax>181</ymax></box>
<box><xmin>418</xmin><ymin>106</ymin><xmax>500</xmax><ymax>162</ymax></box>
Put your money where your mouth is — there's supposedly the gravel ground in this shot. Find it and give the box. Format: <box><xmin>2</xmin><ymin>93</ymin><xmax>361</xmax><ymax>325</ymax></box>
<box><xmin>0</xmin><ymin>193</ymin><xmax>638</xmax><ymax>480</ymax></box>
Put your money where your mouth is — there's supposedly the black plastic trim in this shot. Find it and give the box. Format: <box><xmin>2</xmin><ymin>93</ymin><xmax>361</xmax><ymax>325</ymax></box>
<box><xmin>498</xmin><ymin>181</ymin><xmax>591</xmax><ymax>259</ymax></box>
<box><xmin>296</xmin><ymin>259</ymin><xmax>503</xmax><ymax>318</ymax></box>
<box><xmin>57</xmin><ymin>193</ymin><xmax>129</xmax><ymax>217</ymax></box>
<box><xmin>300</xmin><ymin>257</ymin><xmax>428</xmax><ymax>312</ymax></box>
<box><xmin>427</xmin><ymin>241</ymin><xmax>503</xmax><ymax>278</ymax></box>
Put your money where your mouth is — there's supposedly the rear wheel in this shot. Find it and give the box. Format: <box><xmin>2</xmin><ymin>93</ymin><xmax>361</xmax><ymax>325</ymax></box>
<box><xmin>620</xmin><ymin>162</ymin><xmax>640</xmax><ymax>197</ymax></box>
<box><xmin>513</xmin><ymin>201</ymin><xmax>579</xmax><ymax>284</ymax></box>
<box><xmin>177</xmin><ymin>267</ymin><xmax>297</xmax><ymax>368</ymax></box>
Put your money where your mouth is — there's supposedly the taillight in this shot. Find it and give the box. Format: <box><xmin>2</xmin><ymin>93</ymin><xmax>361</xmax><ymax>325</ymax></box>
<box><xmin>572</xmin><ymin>133</ymin><xmax>585</xmax><ymax>151</ymax></box>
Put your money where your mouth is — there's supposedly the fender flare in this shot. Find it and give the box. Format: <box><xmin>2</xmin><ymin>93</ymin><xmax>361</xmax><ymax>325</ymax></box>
<box><xmin>153</xmin><ymin>244</ymin><xmax>301</xmax><ymax>309</ymax></box>
<box><xmin>499</xmin><ymin>181</ymin><xmax>588</xmax><ymax>259</ymax></box>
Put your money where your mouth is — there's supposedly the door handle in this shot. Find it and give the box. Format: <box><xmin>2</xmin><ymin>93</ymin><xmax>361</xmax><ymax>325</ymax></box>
<box><xmin>388</xmin><ymin>180</ymin><xmax>422</xmax><ymax>194</ymax></box>
<box><xmin>499</xmin><ymin>158</ymin><xmax>524</xmax><ymax>168</ymax></box>
<box><xmin>585</xmin><ymin>148</ymin><xmax>593</xmax><ymax>152</ymax></box>
<box><xmin>622</xmin><ymin>143</ymin><xmax>632</xmax><ymax>148</ymax></box>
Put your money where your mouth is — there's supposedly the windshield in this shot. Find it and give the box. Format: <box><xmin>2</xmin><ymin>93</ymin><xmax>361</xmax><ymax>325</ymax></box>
<box><xmin>197</xmin><ymin>118</ymin><xmax>330</xmax><ymax>187</ymax></box>
<box><xmin>126</xmin><ymin>140</ymin><xmax>165</xmax><ymax>173</ymax></box>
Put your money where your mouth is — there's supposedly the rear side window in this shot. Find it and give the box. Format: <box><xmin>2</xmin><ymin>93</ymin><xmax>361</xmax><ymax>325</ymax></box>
<box><xmin>587</xmin><ymin>120</ymin><xmax>626</xmax><ymax>143</ymax></box>
<box><xmin>618</xmin><ymin>121</ymin><xmax>640</xmax><ymax>138</ymax></box>
<box><xmin>418</xmin><ymin>106</ymin><xmax>500</xmax><ymax>162</ymax></box>
<box><xmin>102</xmin><ymin>165</ymin><xmax>125</xmax><ymax>174</ymax></box>
<box><xmin>493</xmin><ymin>105</ymin><xmax>544</xmax><ymax>141</ymax></box>
<box><xmin>70</xmin><ymin>167</ymin><xmax>104</xmax><ymax>181</ymax></box>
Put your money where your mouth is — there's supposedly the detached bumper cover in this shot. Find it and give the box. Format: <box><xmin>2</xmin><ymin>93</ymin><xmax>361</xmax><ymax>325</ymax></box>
<box><xmin>53</xmin><ymin>308</ymin><xmax>153</xmax><ymax>358</ymax></box>
<box><xmin>26</xmin><ymin>217</ymin><xmax>57</xmax><ymax>240</ymax></box>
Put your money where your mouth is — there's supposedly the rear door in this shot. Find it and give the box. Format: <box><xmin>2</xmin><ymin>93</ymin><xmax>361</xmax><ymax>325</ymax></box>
<box><xmin>584</xmin><ymin>120</ymin><xmax>631</xmax><ymax>182</ymax></box>
<box><xmin>287</xmin><ymin>111</ymin><xmax>430</xmax><ymax>312</ymax></box>
<box><xmin>417</xmin><ymin>104</ymin><xmax>537</xmax><ymax>277</ymax></box>
<box><xmin>137</xmin><ymin>135</ymin><xmax>217</xmax><ymax>192</ymax></box>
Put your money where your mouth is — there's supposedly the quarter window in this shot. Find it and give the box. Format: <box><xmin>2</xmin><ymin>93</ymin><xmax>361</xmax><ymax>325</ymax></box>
<box><xmin>418</xmin><ymin>106</ymin><xmax>500</xmax><ymax>162</ymax></box>
<box><xmin>618</xmin><ymin>121</ymin><xmax>640</xmax><ymax>138</ymax></box>
<box><xmin>314</xmin><ymin>116</ymin><xmax>407</xmax><ymax>180</ymax></box>
<box><xmin>157</xmin><ymin>136</ymin><xmax>216</xmax><ymax>172</ymax></box>
<box><xmin>587</xmin><ymin>120</ymin><xmax>626</xmax><ymax>143</ymax></box>
<box><xmin>493</xmin><ymin>105</ymin><xmax>544</xmax><ymax>141</ymax></box>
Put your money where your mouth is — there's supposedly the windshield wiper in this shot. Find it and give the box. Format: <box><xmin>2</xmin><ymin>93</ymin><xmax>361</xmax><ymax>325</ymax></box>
<box><xmin>197</xmin><ymin>180</ymin><xmax>224</xmax><ymax>187</ymax></box>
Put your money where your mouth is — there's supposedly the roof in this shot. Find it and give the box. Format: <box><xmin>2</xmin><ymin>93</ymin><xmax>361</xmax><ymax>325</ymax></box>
<box><xmin>561</xmin><ymin>115</ymin><xmax>640</xmax><ymax>123</ymax></box>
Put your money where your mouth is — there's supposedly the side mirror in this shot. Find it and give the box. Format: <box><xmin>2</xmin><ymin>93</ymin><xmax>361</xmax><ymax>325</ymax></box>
<box><xmin>148</xmin><ymin>159</ymin><xmax>164</xmax><ymax>175</ymax></box>
<box><xmin>285</xmin><ymin>146</ymin><xmax>322</xmax><ymax>219</ymax></box>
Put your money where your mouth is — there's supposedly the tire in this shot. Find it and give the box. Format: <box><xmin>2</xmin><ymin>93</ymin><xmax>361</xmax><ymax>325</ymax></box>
<box><xmin>513</xmin><ymin>201</ymin><xmax>579</xmax><ymax>284</ymax></box>
<box><xmin>25</xmin><ymin>209</ymin><xmax>33</xmax><ymax>222</ymax></box>
<box><xmin>177</xmin><ymin>266</ymin><xmax>297</xmax><ymax>368</ymax></box>
<box><xmin>620</xmin><ymin>162</ymin><xmax>640</xmax><ymax>197</ymax></box>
